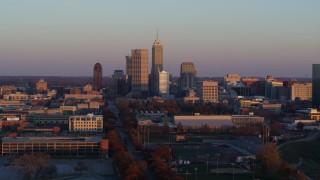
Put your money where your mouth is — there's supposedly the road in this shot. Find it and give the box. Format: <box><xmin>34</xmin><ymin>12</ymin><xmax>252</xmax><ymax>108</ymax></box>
<box><xmin>107</xmin><ymin>101</ymin><xmax>155</xmax><ymax>180</ymax></box>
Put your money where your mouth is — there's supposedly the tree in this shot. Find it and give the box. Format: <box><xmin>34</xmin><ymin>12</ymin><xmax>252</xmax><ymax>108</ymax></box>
<box><xmin>177</xmin><ymin>122</ymin><xmax>184</xmax><ymax>132</ymax></box>
<box><xmin>53</xmin><ymin>127</ymin><xmax>61</xmax><ymax>135</ymax></box>
<box><xmin>8</xmin><ymin>132</ymin><xmax>18</xmax><ymax>138</ymax></box>
<box><xmin>296</xmin><ymin>122</ymin><xmax>305</xmax><ymax>131</ymax></box>
<box><xmin>153</xmin><ymin>147</ymin><xmax>171</xmax><ymax>161</ymax></box>
<box><xmin>256</xmin><ymin>143</ymin><xmax>281</xmax><ymax>172</ymax></box>
<box><xmin>200</xmin><ymin>124</ymin><xmax>210</xmax><ymax>134</ymax></box>
<box><xmin>11</xmin><ymin>153</ymin><xmax>54</xmax><ymax>179</ymax></box>
<box><xmin>277</xmin><ymin>162</ymin><xmax>293</xmax><ymax>178</ymax></box>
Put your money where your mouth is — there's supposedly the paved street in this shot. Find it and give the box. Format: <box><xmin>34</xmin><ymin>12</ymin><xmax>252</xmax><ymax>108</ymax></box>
<box><xmin>107</xmin><ymin>101</ymin><xmax>155</xmax><ymax>179</ymax></box>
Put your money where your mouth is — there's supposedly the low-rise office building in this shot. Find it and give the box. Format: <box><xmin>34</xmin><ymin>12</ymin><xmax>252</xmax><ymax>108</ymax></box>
<box><xmin>174</xmin><ymin>115</ymin><xmax>233</xmax><ymax>129</ymax></box>
<box><xmin>310</xmin><ymin>109</ymin><xmax>320</xmax><ymax>121</ymax></box>
<box><xmin>32</xmin><ymin>114</ymin><xmax>70</xmax><ymax>126</ymax></box>
<box><xmin>1</xmin><ymin>136</ymin><xmax>107</xmax><ymax>158</ymax></box>
<box><xmin>69</xmin><ymin>114</ymin><xmax>103</xmax><ymax>133</ymax></box>
<box><xmin>231</xmin><ymin>114</ymin><xmax>264</xmax><ymax>127</ymax></box>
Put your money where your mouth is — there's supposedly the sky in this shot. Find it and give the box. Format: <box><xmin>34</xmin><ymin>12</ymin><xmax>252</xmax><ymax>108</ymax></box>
<box><xmin>0</xmin><ymin>0</ymin><xmax>319</xmax><ymax>77</ymax></box>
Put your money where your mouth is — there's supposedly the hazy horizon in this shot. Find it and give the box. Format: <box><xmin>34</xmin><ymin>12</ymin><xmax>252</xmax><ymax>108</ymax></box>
<box><xmin>1</xmin><ymin>0</ymin><xmax>319</xmax><ymax>77</ymax></box>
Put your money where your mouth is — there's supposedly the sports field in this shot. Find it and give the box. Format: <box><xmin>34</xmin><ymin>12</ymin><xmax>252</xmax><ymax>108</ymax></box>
<box><xmin>171</xmin><ymin>144</ymin><xmax>242</xmax><ymax>165</ymax></box>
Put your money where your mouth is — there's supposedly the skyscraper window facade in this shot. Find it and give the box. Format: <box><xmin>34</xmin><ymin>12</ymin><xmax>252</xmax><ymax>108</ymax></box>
<box><xmin>312</xmin><ymin>64</ymin><xmax>320</xmax><ymax>107</ymax></box>
<box><xmin>151</xmin><ymin>34</ymin><xmax>163</xmax><ymax>96</ymax></box>
<box><xmin>93</xmin><ymin>63</ymin><xmax>102</xmax><ymax>91</ymax></box>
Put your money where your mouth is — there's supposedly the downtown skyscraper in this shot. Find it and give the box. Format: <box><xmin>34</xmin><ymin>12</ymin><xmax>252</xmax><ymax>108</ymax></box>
<box><xmin>93</xmin><ymin>63</ymin><xmax>102</xmax><ymax>91</ymax></box>
<box><xmin>151</xmin><ymin>33</ymin><xmax>163</xmax><ymax>96</ymax></box>
<box><xmin>312</xmin><ymin>64</ymin><xmax>320</xmax><ymax>107</ymax></box>
<box><xmin>180</xmin><ymin>62</ymin><xmax>197</xmax><ymax>96</ymax></box>
<box><xmin>126</xmin><ymin>49</ymin><xmax>149</xmax><ymax>98</ymax></box>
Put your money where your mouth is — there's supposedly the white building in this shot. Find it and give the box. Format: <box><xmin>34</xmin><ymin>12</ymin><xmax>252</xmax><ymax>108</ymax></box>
<box><xmin>159</xmin><ymin>70</ymin><xmax>169</xmax><ymax>94</ymax></box>
<box><xmin>69</xmin><ymin>114</ymin><xmax>103</xmax><ymax>133</ymax></box>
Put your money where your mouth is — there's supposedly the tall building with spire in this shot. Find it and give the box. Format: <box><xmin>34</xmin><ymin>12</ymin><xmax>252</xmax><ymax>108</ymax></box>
<box><xmin>151</xmin><ymin>32</ymin><xmax>163</xmax><ymax>96</ymax></box>
<box><xmin>93</xmin><ymin>63</ymin><xmax>102</xmax><ymax>91</ymax></box>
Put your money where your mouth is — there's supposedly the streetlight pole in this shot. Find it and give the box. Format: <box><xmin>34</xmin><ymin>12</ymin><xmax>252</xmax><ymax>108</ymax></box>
<box><xmin>195</xmin><ymin>167</ymin><xmax>198</xmax><ymax>180</ymax></box>
<box><xmin>252</xmin><ymin>161</ymin><xmax>255</xmax><ymax>179</ymax></box>
<box><xmin>215</xmin><ymin>153</ymin><xmax>220</xmax><ymax>176</ymax></box>
<box><xmin>206</xmin><ymin>153</ymin><xmax>209</xmax><ymax>173</ymax></box>
<box><xmin>232</xmin><ymin>163</ymin><xmax>234</xmax><ymax>180</ymax></box>
<box><xmin>185</xmin><ymin>170</ymin><xmax>189</xmax><ymax>180</ymax></box>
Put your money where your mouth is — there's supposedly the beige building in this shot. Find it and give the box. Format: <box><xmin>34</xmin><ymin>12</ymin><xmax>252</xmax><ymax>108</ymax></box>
<box><xmin>28</xmin><ymin>108</ymin><xmax>62</xmax><ymax>115</ymax></box>
<box><xmin>69</xmin><ymin>114</ymin><xmax>103</xmax><ymax>133</ymax></box>
<box><xmin>291</xmin><ymin>83</ymin><xmax>312</xmax><ymax>100</ymax></box>
<box><xmin>224</xmin><ymin>74</ymin><xmax>241</xmax><ymax>83</ymax></box>
<box><xmin>231</xmin><ymin>115</ymin><xmax>264</xmax><ymax>127</ymax></box>
<box><xmin>128</xmin><ymin>49</ymin><xmax>149</xmax><ymax>98</ymax></box>
<box><xmin>60</xmin><ymin>106</ymin><xmax>77</xmax><ymax>114</ymax></box>
<box><xmin>0</xmin><ymin>100</ymin><xmax>25</xmax><ymax>106</ymax></box>
<box><xmin>1</xmin><ymin>136</ymin><xmax>104</xmax><ymax>157</ymax></box>
<box><xmin>83</xmin><ymin>84</ymin><xmax>93</xmax><ymax>93</ymax></box>
<box><xmin>47</xmin><ymin>89</ymin><xmax>57</xmax><ymax>98</ymax></box>
<box><xmin>310</xmin><ymin>109</ymin><xmax>320</xmax><ymax>121</ymax></box>
<box><xmin>0</xmin><ymin>85</ymin><xmax>17</xmax><ymax>95</ymax></box>
<box><xmin>64</xmin><ymin>94</ymin><xmax>102</xmax><ymax>100</ymax></box>
<box><xmin>197</xmin><ymin>81</ymin><xmax>218</xmax><ymax>102</ymax></box>
<box><xmin>183</xmin><ymin>89</ymin><xmax>200</xmax><ymax>103</ymax></box>
<box><xmin>3</xmin><ymin>93</ymin><xmax>28</xmax><ymax>100</ymax></box>
<box><xmin>36</xmin><ymin>79</ymin><xmax>48</xmax><ymax>93</ymax></box>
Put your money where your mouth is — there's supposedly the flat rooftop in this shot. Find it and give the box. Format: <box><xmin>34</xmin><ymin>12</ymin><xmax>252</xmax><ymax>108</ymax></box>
<box><xmin>2</xmin><ymin>136</ymin><xmax>102</xmax><ymax>143</ymax></box>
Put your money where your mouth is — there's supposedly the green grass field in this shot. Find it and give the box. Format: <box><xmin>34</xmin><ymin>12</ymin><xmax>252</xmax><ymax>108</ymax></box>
<box><xmin>280</xmin><ymin>137</ymin><xmax>320</xmax><ymax>179</ymax></box>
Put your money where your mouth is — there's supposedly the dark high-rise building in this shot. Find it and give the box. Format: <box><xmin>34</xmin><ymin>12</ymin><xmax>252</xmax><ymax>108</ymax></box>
<box><xmin>312</xmin><ymin>64</ymin><xmax>320</xmax><ymax>107</ymax></box>
<box><xmin>112</xmin><ymin>70</ymin><xmax>126</xmax><ymax>97</ymax></box>
<box><xmin>180</xmin><ymin>62</ymin><xmax>197</xmax><ymax>96</ymax></box>
<box><xmin>151</xmin><ymin>33</ymin><xmax>163</xmax><ymax>96</ymax></box>
<box><xmin>126</xmin><ymin>56</ymin><xmax>133</xmax><ymax>92</ymax></box>
<box><xmin>93</xmin><ymin>63</ymin><xmax>103</xmax><ymax>91</ymax></box>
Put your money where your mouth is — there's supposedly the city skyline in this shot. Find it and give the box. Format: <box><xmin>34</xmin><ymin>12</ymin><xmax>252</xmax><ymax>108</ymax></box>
<box><xmin>0</xmin><ymin>1</ymin><xmax>319</xmax><ymax>77</ymax></box>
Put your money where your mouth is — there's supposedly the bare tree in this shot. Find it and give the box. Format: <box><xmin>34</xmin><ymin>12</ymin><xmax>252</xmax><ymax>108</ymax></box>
<box><xmin>256</xmin><ymin>143</ymin><xmax>281</xmax><ymax>172</ymax></box>
<box><xmin>11</xmin><ymin>153</ymin><xmax>55</xmax><ymax>179</ymax></box>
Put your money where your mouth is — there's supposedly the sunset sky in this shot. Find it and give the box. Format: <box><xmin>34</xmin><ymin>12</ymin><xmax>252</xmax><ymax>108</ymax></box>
<box><xmin>0</xmin><ymin>0</ymin><xmax>319</xmax><ymax>77</ymax></box>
